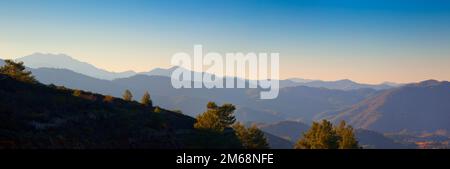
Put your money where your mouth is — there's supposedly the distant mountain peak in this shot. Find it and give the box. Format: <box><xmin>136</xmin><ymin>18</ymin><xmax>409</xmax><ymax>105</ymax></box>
<box><xmin>336</xmin><ymin>79</ymin><xmax>355</xmax><ymax>83</ymax></box>
<box><xmin>414</xmin><ymin>79</ymin><xmax>444</xmax><ymax>87</ymax></box>
<box><xmin>17</xmin><ymin>53</ymin><xmax>137</xmax><ymax>80</ymax></box>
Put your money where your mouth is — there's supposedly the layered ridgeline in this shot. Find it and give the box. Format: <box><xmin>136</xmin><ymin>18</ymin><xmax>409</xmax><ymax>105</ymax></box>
<box><xmin>10</xmin><ymin>53</ymin><xmax>382</xmax><ymax>123</ymax></box>
<box><xmin>326</xmin><ymin>80</ymin><xmax>450</xmax><ymax>133</ymax></box>
<box><xmin>0</xmin><ymin>62</ymin><xmax>242</xmax><ymax>149</ymax></box>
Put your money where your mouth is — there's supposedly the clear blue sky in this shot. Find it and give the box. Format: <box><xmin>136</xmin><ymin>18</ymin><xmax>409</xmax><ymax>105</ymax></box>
<box><xmin>1</xmin><ymin>0</ymin><xmax>450</xmax><ymax>83</ymax></box>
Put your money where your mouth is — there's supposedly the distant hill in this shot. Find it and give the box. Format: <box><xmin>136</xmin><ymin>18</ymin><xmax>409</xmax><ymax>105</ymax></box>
<box><xmin>355</xmin><ymin>129</ymin><xmax>416</xmax><ymax>149</ymax></box>
<box><xmin>329</xmin><ymin>80</ymin><xmax>450</xmax><ymax>133</ymax></box>
<box><xmin>246</xmin><ymin>86</ymin><xmax>378</xmax><ymax>121</ymax></box>
<box><xmin>31</xmin><ymin>67</ymin><xmax>126</xmax><ymax>96</ymax></box>
<box><xmin>17</xmin><ymin>53</ymin><xmax>136</xmax><ymax>80</ymax></box>
<box><xmin>263</xmin><ymin>132</ymin><xmax>294</xmax><ymax>149</ymax></box>
<box><xmin>0</xmin><ymin>73</ymin><xmax>242</xmax><ymax>149</ymax></box>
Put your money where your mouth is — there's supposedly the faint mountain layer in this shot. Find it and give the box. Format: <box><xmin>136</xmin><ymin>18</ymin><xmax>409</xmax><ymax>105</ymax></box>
<box><xmin>16</xmin><ymin>53</ymin><xmax>400</xmax><ymax>90</ymax></box>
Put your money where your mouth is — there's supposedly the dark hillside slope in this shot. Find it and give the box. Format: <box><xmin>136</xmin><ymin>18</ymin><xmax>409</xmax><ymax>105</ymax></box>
<box><xmin>0</xmin><ymin>74</ymin><xmax>241</xmax><ymax>149</ymax></box>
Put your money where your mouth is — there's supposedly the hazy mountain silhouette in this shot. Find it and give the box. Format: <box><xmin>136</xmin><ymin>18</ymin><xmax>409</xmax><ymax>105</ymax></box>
<box><xmin>328</xmin><ymin>80</ymin><xmax>450</xmax><ymax>133</ymax></box>
<box><xmin>0</xmin><ymin>59</ymin><xmax>4</xmax><ymax>66</ymax></box>
<box><xmin>140</xmin><ymin>66</ymin><xmax>189</xmax><ymax>77</ymax></box>
<box><xmin>17</xmin><ymin>53</ymin><xmax>137</xmax><ymax>80</ymax></box>
<box><xmin>285</xmin><ymin>78</ymin><xmax>399</xmax><ymax>90</ymax></box>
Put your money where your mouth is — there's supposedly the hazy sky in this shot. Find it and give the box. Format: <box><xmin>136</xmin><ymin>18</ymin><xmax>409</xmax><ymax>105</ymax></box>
<box><xmin>1</xmin><ymin>0</ymin><xmax>450</xmax><ymax>84</ymax></box>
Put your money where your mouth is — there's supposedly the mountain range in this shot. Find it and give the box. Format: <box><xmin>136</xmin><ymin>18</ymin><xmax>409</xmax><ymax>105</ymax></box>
<box><xmin>325</xmin><ymin>80</ymin><xmax>450</xmax><ymax>133</ymax></box>
<box><xmin>28</xmin><ymin>66</ymin><xmax>378</xmax><ymax>123</ymax></box>
<box><xmin>14</xmin><ymin>53</ymin><xmax>399</xmax><ymax>90</ymax></box>
<box><xmin>2</xmin><ymin>53</ymin><xmax>450</xmax><ymax>148</ymax></box>
<box><xmin>281</xmin><ymin>78</ymin><xmax>400</xmax><ymax>90</ymax></box>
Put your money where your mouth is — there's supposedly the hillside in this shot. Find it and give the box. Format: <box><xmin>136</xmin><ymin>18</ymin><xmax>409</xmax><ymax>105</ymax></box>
<box><xmin>330</xmin><ymin>80</ymin><xmax>450</xmax><ymax>133</ymax></box>
<box><xmin>355</xmin><ymin>129</ymin><xmax>416</xmax><ymax>149</ymax></box>
<box><xmin>0</xmin><ymin>73</ymin><xmax>241</xmax><ymax>149</ymax></box>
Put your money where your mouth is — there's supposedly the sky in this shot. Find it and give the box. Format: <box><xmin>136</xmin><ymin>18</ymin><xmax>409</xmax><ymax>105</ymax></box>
<box><xmin>1</xmin><ymin>0</ymin><xmax>450</xmax><ymax>84</ymax></box>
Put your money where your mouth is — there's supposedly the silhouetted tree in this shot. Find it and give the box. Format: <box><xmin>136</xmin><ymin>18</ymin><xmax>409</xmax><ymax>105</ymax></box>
<box><xmin>233</xmin><ymin>123</ymin><xmax>270</xmax><ymax>149</ymax></box>
<box><xmin>141</xmin><ymin>91</ymin><xmax>152</xmax><ymax>107</ymax></box>
<box><xmin>0</xmin><ymin>59</ymin><xmax>36</xmax><ymax>83</ymax></box>
<box><xmin>122</xmin><ymin>89</ymin><xmax>133</xmax><ymax>101</ymax></box>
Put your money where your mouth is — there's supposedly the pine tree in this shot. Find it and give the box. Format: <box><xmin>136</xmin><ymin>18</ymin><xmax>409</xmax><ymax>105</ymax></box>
<box><xmin>194</xmin><ymin>102</ymin><xmax>237</xmax><ymax>132</ymax></box>
<box><xmin>233</xmin><ymin>123</ymin><xmax>270</xmax><ymax>149</ymax></box>
<box><xmin>294</xmin><ymin>120</ymin><xmax>359</xmax><ymax>149</ymax></box>
<box><xmin>0</xmin><ymin>59</ymin><xmax>37</xmax><ymax>83</ymax></box>
<box><xmin>295</xmin><ymin>120</ymin><xmax>339</xmax><ymax>149</ymax></box>
<box><xmin>141</xmin><ymin>91</ymin><xmax>152</xmax><ymax>107</ymax></box>
<box><xmin>335</xmin><ymin>121</ymin><xmax>359</xmax><ymax>149</ymax></box>
<box><xmin>122</xmin><ymin>89</ymin><xmax>133</xmax><ymax>101</ymax></box>
<box><xmin>194</xmin><ymin>109</ymin><xmax>223</xmax><ymax>132</ymax></box>
<box><xmin>217</xmin><ymin>104</ymin><xmax>236</xmax><ymax>127</ymax></box>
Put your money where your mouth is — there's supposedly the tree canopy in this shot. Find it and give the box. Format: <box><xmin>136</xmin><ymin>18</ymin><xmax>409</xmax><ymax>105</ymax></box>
<box><xmin>233</xmin><ymin>123</ymin><xmax>270</xmax><ymax>149</ymax></box>
<box><xmin>0</xmin><ymin>59</ymin><xmax>37</xmax><ymax>83</ymax></box>
<box><xmin>295</xmin><ymin>120</ymin><xmax>359</xmax><ymax>149</ymax></box>
<box><xmin>141</xmin><ymin>91</ymin><xmax>152</xmax><ymax>107</ymax></box>
<box><xmin>194</xmin><ymin>102</ymin><xmax>236</xmax><ymax>133</ymax></box>
<box><xmin>122</xmin><ymin>89</ymin><xmax>133</xmax><ymax>101</ymax></box>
